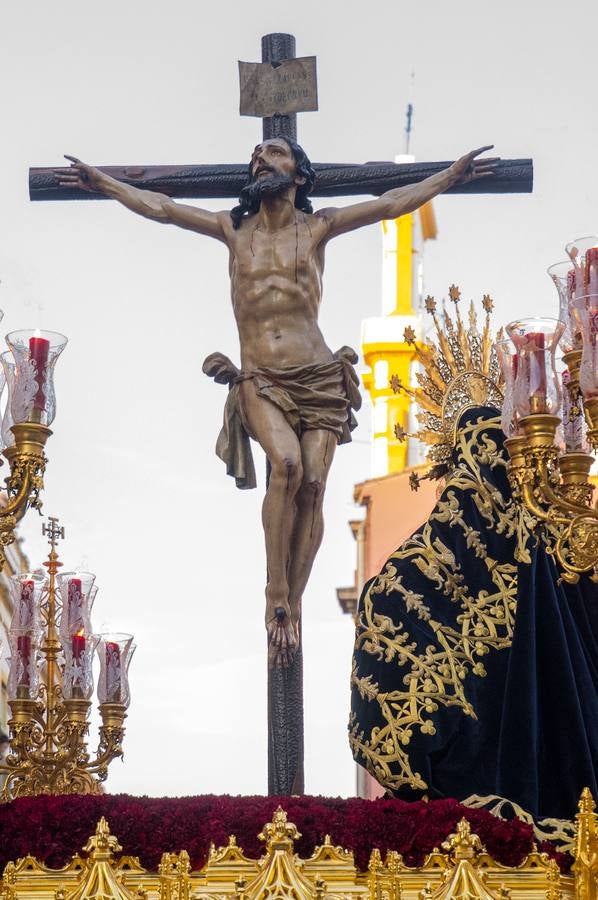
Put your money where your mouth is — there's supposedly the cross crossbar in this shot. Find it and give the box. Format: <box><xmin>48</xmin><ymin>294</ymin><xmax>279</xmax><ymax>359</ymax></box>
<box><xmin>29</xmin><ymin>158</ymin><xmax>532</xmax><ymax>202</ymax></box>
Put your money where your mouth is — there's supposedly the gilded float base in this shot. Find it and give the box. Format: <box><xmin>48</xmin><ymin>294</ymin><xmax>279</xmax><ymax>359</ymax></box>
<box><xmin>2</xmin><ymin>791</ymin><xmax>597</xmax><ymax>900</ymax></box>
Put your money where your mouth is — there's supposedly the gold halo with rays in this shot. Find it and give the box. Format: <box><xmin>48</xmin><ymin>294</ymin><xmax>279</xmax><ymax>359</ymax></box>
<box><xmin>392</xmin><ymin>286</ymin><xmax>504</xmax><ymax>479</ymax></box>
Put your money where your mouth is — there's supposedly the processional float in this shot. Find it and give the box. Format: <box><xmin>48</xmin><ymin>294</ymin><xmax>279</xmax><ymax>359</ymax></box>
<box><xmin>0</xmin><ymin>289</ymin><xmax>596</xmax><ymax>892</ymax></box>
<box><xmin>4</xmin><ymin>26</ymin><xmax>597</xmax><ymax>900</ymax></box>
<box><xmin>0</xmin><ymin>260</ymin><xmax>596</xmax><ymax>894</ymax></box>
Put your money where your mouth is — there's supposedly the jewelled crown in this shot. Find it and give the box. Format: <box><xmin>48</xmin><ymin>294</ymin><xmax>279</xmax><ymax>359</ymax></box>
<box><xmin>392</xmin><ymin>285</ymin><xmax>504</xmax><ymax>482</ymax></box>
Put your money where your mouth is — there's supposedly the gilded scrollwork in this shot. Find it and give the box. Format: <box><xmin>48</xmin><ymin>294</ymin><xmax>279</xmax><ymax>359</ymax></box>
<box><xmin>504</xmin><ymin>415</ymin><xmax>598</xmax><ymax>582</ymax></box>
<box><xmin>555</xmin><ymin>516</ymin><xmax>598</xmax><ymax>580</ymax></box>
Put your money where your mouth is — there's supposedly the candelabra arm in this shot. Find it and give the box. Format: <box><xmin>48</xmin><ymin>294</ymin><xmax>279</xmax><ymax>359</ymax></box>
<box><xmin>86</xmin><ymin>737</ymin><xmax>124</xmax><ymax>775</ymax></box>
<box><xmin>537</xmin><ymin>456</ymin><xmax>597</xmax><ymax>518</ymax></box>
<box><xmin>516</xmin><ymin>454</ymin><xmax>598</xmax><ymax>583</ymax></box>
<box><xmin>0</xmin><ymin>468</ymin><xmax>34</xmax><ymax>519</ymax></box>
<box><xmin>84</xmin><ymin>705</ymin><xmax>127</xmax><ymax>778</ymax></box>
<box><xmin>514</xmin><ymin>416</ymin><xmax>597</xmax><ymax>522</ymax></box>
<box><xmin>530</xmin><ymin>454</ymin><xmax>598</xmax><ymax>520</ymax></box>
<box><xmin>1</xmin><ymin>422</ymin><xmax>52</xmax><ymax>518</ymax></box>
<box><xmin>518</xmin><ymin>476</ymin><xmax>564</xmax><ymax>526</ymax></box>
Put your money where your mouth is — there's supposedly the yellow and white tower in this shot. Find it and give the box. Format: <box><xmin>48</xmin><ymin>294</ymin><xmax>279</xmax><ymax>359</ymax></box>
<box><xmin>361</xmin><ymin>153</ymin><xmax>437</xmax><ymax>477</ymax></box>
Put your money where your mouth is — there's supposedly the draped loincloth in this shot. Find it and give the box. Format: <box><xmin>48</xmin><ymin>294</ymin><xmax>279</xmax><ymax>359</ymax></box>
<box><xmin>202</xmin><ymin>347</ymin><xmax>362</xmax><ymax>490</ymax></box>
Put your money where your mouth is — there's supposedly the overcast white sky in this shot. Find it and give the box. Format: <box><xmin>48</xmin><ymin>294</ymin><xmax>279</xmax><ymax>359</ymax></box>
<box><xmin>1</xmin><ymin>0</ymin><xmax>596</xmax><ymax>797</ymax></box>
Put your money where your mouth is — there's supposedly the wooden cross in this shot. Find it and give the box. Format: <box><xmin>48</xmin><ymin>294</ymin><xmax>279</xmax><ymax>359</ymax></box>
<box><xmin>27</xmin><ymin>34</ymin><xmax>533</xmax><ymax>798</ymax></box>
<box><xmin>29</xmin><ymin>33</ymin><xmax>532</xmax><ymax>202</ymax></box>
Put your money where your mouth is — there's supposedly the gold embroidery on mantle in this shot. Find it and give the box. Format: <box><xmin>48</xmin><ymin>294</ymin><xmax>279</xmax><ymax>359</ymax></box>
<box><xmin>350</xmin><ymin>416</ymin><xmax>533</xmax><ymax>792</ymax></box>
<box><xmin>461</xmin><ymin>793</ymin><xmax>577</xmax><ymax>852</ymax></box>
<box><xmin>2</xmin><ymin>796</ymin><xmax>596</xmax><ymax>898</ymax></box>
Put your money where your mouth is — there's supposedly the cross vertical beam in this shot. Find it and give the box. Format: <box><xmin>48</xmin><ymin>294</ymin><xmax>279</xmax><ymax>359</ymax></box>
<box><xmin>261</xmin><ymin>33</ymin><xmax>297</xmax><ymax>142</ymax></box>
<box><xmin>268</xmin><ymin>624</ymin><xmax>304</xmax><ymax>795</ymax></box>
<box><xmin>263</xmin><ymin>32</ymin><xmax>303</xmax><ymax>797</ymax></box>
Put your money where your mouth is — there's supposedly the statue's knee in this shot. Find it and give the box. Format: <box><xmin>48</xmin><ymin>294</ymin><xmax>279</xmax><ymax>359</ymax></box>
<box><xmin>301</xmin><ymin>477</ymin><xmax>325</xmax><ymax>505</ymax></box>
<box><xmin>271</xmin><ymin>455</ymin><xmax>303</xmax><ymax>490</ymax></box>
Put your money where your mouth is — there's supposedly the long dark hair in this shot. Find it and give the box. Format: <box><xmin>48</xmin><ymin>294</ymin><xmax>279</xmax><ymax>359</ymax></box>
<box><xmin>230</xmin><ymin>137</ymin><xmax>316</xmax><ymax>229</ymax></box>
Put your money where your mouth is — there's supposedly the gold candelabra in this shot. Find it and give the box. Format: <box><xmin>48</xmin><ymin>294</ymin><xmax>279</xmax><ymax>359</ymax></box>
<box><xmin>501</xmin><ymin>239</ymin><xmax>598</xmax><ymax>583</ymax></box>
<box><xmin>0</xmin><ymin>328</ymin><xmax>69</xmax><ymax>567</ymax></box>
<box><xmin>1</xmin><ymin>517</ymin><xmax>135</xmax><ymax>800</ymax></box>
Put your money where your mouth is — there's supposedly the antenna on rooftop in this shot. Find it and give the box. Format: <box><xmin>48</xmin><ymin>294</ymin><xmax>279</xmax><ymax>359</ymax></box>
<box><xmin>404</xmin><ymin>71</ymin><xmax>415</xmax><ymax>156</ymax></box>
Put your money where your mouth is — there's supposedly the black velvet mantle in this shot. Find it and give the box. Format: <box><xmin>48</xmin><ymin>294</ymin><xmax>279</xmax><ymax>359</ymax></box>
<box><xmin>349</xmin><ymin>406</ymin><xmax>598</xmax><ymax>821</ymax></box>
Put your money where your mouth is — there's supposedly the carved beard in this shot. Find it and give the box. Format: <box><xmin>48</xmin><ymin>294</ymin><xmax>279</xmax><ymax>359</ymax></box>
<box><xmin>240</xmin><ymin>172</ymin><xmax>296</xmax><ymax>210</ymax></box>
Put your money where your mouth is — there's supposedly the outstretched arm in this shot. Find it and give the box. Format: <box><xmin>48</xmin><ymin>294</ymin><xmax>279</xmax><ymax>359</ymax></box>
<box><xmin>318</xmin><ymin>146</ymin><xmax>498</xmax><ymax>241</ymax></box>
<box><xmin>55</xmin><ymin>156</ymin><xmax>227</xmax><ymax>241</ymax></box>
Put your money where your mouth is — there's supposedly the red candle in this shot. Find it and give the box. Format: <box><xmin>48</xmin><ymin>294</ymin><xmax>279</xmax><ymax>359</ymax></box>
<box><xmin>585</xmin><ymin>248</ymin><xmax>598</xmax><ymax>292</ymax></box>
<box><xmin>28</xmin><ymin>335</ymin><xmax>50</xmax><ymax>411</ymax></box>
<box><xmin>567</xmin><ymin>268</ymin><xmax>576</xmax><ymax>297</ymax></box>
<box><xmin>105</xmin><ymin>641</ymin><xmax>121</xmax><ymax>702</ymax></box>
<box><xmin>69</xmin><ymin>629</ymin><xmax>87</xmax><ymax>698</ymax></box>
<box><xmin>71</xmin><ymin>630</ymin><xmax>86</xmax><ymax>662</ymax></box>
<box><xmin>512</xmin><ymin>352</ymin><xmax>519</xmax><ymax>380</ymax></box>
<box><xmin>526</xmin><ymin>332</ymin><xmax>545</xmax><ymax>350</ymax></box>
<box><xmin>525</xmin><ymin>332</ymin><xmax>546</xmax><ymax>396</ymax></box>
<box><xmin>20</xmin><ymin>580</ymin><xmax>35</xmax><ymax>630</ymax></box>
<box><xmin>16</xmin><ymin>634</ymin><xmax>31</xmax><ymax>688</ymax></box>
<box><xmin>67</xmin><ymin>578</ymin><xmax>83</xmax><ymax>631</ymax></box>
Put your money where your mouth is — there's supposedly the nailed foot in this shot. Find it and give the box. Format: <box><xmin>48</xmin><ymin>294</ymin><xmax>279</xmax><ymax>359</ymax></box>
<box><xmin>266</xmin><ymin>600</ymin><xmax>299</xmax><ymax>668</ymax></box>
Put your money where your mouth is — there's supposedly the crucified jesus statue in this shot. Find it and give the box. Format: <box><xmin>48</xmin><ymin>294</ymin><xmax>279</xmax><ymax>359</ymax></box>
<box><xmin>57</xmin><ymin>139</ymin><xmax>496</xmax><ymax>668</ymax></box>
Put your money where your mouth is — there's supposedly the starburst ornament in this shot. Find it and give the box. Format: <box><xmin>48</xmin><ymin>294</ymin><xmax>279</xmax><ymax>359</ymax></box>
<box><xmin>389</xmin><ymin>374</ymin><xmax>402</xmax><ymax>394</ymax></box>
<box><xmin>397</xmin><ymin>286</ymin><xmax>505</xmax><ymax>474</ymax></box>
<box><xmin>394</xmin><ymin>423</ymin><xmax>408</xmax><ymax>442</ymax></box>
<box><xmin>403</xmin><ymin>325</ymin><xmax>417</xmax><ymax>345</ymax></box>
<box><xmin>409</xmin><ymin>472</ymin><xmax>420</xmax><ymax>491</ymax></box>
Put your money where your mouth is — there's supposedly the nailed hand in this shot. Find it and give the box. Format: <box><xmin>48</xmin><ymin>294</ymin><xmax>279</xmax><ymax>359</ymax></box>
<box><xmin>54</xmin><ymin>155</ymin><xmax>101</xmax><ymax>192</ymax></box>
<box><xmin>450</xmin><ymin>146</ymin><xmax>499</xmax><ymax>185</ymax></box>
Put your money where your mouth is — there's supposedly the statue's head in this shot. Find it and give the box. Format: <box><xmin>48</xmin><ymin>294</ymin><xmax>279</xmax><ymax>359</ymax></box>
<box><xmin>230</xmin><ymin>137</ymin><xmax>316</xmax><ymax>229</ymax></box>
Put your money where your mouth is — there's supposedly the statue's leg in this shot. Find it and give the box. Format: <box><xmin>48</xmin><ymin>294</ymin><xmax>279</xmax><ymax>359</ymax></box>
<box><xmin>239</xmin><ymin>380</ymin><xmax>303</xmax><ymax>667</ymax></box>
<box><xmin>287</xmin><ymin>429</ymin><xmax>337</xmax><ymax>630</ymax></box>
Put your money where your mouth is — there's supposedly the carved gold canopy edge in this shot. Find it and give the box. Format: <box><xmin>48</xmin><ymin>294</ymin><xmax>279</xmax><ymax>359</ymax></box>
<box><xmin>1</xmin><ymin>791</ymin><xmax>597</xmax><ymax>899</ymax></box>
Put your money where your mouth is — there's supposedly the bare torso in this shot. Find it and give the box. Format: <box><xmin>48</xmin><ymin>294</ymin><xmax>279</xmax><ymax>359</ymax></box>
<box><xmin>225</xmin><ymin>210</ymin><xmax>332</xmax><ymax>371</ymax></box>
